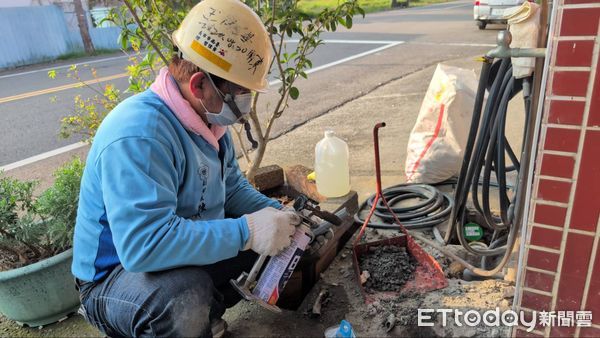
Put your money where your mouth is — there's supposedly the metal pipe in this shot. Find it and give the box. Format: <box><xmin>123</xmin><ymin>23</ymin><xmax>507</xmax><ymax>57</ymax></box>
<box><xmin>373</xmin><ymin>122</ymin><xmax>386</xmax><ymax>195</ymax></box>
<box><xmin>353</xmin><ymin>122</ymin><xmax>386</xmax><ymax>246</ymax></box>
<box><xmin>245</xmin><ymin>254</ymin><xmax>268</xmax><ymax>288</ymax></box>
<box><xmin>486</xmin><ymin>30</ymin><xmax>546</xmax><ymax>59</ymax></box>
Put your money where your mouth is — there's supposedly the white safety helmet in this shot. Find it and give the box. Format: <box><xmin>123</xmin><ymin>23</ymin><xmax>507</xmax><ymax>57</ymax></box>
<box><xmin>172</xmin><ymin>0</ymin><xmax>272</xmax><ymax>92</ymax></box>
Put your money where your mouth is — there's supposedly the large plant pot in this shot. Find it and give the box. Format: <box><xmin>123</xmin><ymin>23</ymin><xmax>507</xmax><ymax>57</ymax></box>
<box><xmin>0</xmin><ymin>248</ymin><xmax>80</xmax><ymax>327</ymax></box>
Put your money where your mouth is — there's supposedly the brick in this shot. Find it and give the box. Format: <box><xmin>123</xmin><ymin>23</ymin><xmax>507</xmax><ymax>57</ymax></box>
<box><xmin>556</xmin><ymin>233</ymin><xmax>595</xmax><ymax>311</ymax></box>
<box><xmin>570</xmin><ymin>130</ymin><xmax>600</xmax><ymax>232</ymax></box>
<box><xmin>540</xmin><ymin>153</ymin><xmax>575</xmax><ymax>179</ymax></box>
<box><xmin>588</xmin><ymin>60</ymin><xmax>600</xmax><ymax>127</ymax></box>
<box><xmin>562</xmin><ymin>233</ymin><xmax>595</xmax><ymax>277</ymax></box>
<box><xmin>521</xmin><ymin>290</ymin><xmax>552</xmax><ymax>311</ymax></box>
<box><xmin>551</xmin><ymin>71</ymin><xmax>590</xmax><ymax>97</ymax></box>
<box><xmin>529</xmin><ymin>226</ymin><xmax>563</xmax><ymax>250</ymax></box>
<box><xmin>524</xmin><ymin>270</ymin><xmax>555</xmax><ymax>293</ymax></box>
<box><xmin>556</xmin><ymin>40</ymin><xmax>595</xmax><ymax>67</ymax></box>
<box><xmin>556</xmin><ymin>274</ymin><xmax>587</xmax><ymax>312</ymax></box>
<box><xmin>550</xmin><ymin>326</ymin><xmax>576</xmax><ymax>337</ymax></box>
<box><xmin>580</xmin><ymin>327</ymin><xmax>600</xmax><ymax>337</ymax></box>
<box><xmin>252</xmin><ymin>164</ymin><xmax>284</xmax><ymax>192</ymax></box>
<box><xmin>565</xmin><ymin>0</ymin><xmax>600</xmax><ymax>3</ymax></box>
<box><xmin>537</xmin><ymin>179</ymin><xmax>572</xmax><ymax>203</ymax></box>
<box><xmin>548</xmin><ymin>100</ymin><xmax>585</xmax><ymax>126</ymax></box>
<box><xmin>533</xmin><ymin>204</ymin><xmax>567</xmax><ymax>228</ymax></box>
<box><xmin>543</xmin><ymin>127</ymin><xmax>580</xmax><ymax>153</ymax></box>
<box><xmin>514</xmin><ymin>328</ymin><xmax>543</xmax><ymax>337</ymax></box>
<box><xmin>560</xmin><ymin>8</ymin><xmax>600</xmax><ymax>36</ymax></box>
<box><xmin>284</xmin><ymin>165</ymin><xmax>326</xmax><ymax>203</ymax></box>
<box><xmin>527</xmin><ymin>248</ymin><xmax>560</xmax><ymax>271</ymax></box>
<box><xmin>585</xmin><ymin>244</ymin><xmax>600</xmax><ymax>325</ymax></box>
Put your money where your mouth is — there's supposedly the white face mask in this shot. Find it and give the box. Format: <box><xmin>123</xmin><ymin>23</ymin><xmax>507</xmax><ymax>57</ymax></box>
<box><xmin>203</xmin><ymin>92</ymin><xmax>252</xmax><ymax>126</ymax></box>
<box><xmin>201</xmin><ymin>73</ymin><xmax>252</xmax><ymax>126</ymax></box>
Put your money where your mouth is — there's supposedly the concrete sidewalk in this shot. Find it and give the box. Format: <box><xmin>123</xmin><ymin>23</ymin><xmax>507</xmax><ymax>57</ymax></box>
<box><xmin>258</xmin><ymin>55</ymin><xmax>524</xmax><ymax>202</ymax></box>
<box><xmin>0</xmin><ymin>54</ymin><xmax>524</xmax><ymax>336</ymax></box>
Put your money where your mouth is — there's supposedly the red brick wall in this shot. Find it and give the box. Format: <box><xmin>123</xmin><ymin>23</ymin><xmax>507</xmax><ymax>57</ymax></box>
<box><xmin>515</xmin><ymin>0</ymin><xmax>600</xmax><ymax>337</ymax></box>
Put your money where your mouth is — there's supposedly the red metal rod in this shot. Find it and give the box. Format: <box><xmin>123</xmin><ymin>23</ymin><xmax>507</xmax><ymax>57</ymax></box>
<box><xmin>372</xmin><ymin>122</ymin><xmax>410</xmax><ymax>235</ymax></box>
<box><xmin>354</xmin><ymin>122</ymin><xmax>388</xmax><ymax>246</ymax></box>
<box><xmin>354</xmin><ymin>122</ymin><xmax>411</xmax><ymax>246</ymax></box>
<box><xmin>373</xmin><ymin>122</ymin><xmax>386</xmax><ymax>195</ymax></box>
<box><xmin>353</xmin><ymin>194</ymin><xmax>380</xmax><ymax>247</ymax></box>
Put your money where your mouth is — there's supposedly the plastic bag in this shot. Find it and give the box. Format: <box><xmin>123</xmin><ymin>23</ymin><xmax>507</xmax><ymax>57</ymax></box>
<box><xmin>324</xmin><ymin>320</ymin><xmax>356</xmax><ymax>338</ymax></box>
<box><xmin>404</xmin><ymin>63</ymin><xmax>478</xmax><ymax>184</ymax></box>
<box><xmin>504</xmin><ymin>1</ymin><xmax>541</xmax><ymax>79</ymax></box>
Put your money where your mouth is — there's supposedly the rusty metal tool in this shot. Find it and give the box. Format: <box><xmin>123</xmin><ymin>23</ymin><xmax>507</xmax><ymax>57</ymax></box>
<box><xmin>293</xmin><ymin>194</ymin><xmax>342</xmax><ymax>226</ymax></box>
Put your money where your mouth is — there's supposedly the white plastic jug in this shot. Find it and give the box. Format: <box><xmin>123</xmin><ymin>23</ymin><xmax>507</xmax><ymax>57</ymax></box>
<box><xmin>315</xmin><ymin>130</ymin><xmax>350</xmax><ymax>198</ymax></box>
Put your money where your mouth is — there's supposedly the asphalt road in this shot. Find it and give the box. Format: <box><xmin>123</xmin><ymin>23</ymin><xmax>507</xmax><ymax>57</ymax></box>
<box><xmin>0</xmin><ymin>0</ymin><xmax>503</xmax><ymax>167</ymax></box>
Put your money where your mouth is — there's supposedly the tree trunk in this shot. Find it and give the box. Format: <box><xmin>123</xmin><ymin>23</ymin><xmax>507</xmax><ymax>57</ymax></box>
<box><xmin>74</xmin><ymin>0</ymin><xmax>95</xmax><ymax>54</ymax></box>
<box><xmin>245</xmin><ymin>140</ymin><xmax>267</xmax><ymax>184</ymax></box>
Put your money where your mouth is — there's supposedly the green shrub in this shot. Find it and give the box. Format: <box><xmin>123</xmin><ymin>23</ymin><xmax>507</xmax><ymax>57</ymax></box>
<box><xmin>0</xmin><ymin>158</ymin><xmax>84</xmax><ymax>271</ymax></box>
<box><xmin>36</xmin><ymin>158</ymin><xmax>85</xmax><ymax>252</ymax></box>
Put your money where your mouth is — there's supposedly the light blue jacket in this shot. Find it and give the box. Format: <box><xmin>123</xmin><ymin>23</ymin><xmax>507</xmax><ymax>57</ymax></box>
<box><xmin>72</xmin><ymin>90</ymin><xmax>280</xmax><ymax>282</ymax></box>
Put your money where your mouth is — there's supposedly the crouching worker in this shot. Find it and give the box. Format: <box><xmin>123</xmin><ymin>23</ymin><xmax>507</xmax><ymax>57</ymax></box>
<box><xmin>71</xmin><ymin>1</ymin><xmax>300</xmax><ymax>336</ymax></box>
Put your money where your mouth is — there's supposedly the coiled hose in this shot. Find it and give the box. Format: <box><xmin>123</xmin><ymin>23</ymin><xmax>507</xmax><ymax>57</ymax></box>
<box><xmin>354</xmin><ymin>183</ymin><xmax>453</xmax><ymax>229</ymax></box>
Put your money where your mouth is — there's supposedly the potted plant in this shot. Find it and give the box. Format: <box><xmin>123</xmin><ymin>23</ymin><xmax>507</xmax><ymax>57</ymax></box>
<box><xmin>0</xmin><ymin>158</ymin><xmax>84</xmax><ymax>327</ymax></box>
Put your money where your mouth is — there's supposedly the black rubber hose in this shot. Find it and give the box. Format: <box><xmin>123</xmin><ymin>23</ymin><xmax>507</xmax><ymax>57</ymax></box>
<box><xmin>470</xmin><ymin>64</ymin><xmax>514</xmax><ymax>227</ymax></box>
<box><xmin>354</xmin><ymin>184</ymin><xmax>453</xmax><ymax>230</ymax></box>
<box><xmin>452</xmin><ymin>60</ymin><xmax>514</xmax><ymax>256</ymax></box>
<box><xmin>445</xmin><ymin>58</ymin><xmax>497</xmax><ymax>244</ymax></box>
<box><xmin>481</xmin><ymin>75</ymin><xmax>515</xmax><ymax>229</ymax></box>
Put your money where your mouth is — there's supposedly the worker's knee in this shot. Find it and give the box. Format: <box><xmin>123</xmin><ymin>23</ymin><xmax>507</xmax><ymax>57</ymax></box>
<box><xmin>149</xmin><ymin>267</ymin><xmax>220</xmax><ymax>337</ymax></box>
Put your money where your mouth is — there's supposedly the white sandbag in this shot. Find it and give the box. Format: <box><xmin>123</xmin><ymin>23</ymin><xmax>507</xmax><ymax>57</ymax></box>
<box><xmin>405</xmin><ymin>63</ymin><xmax>478</xmax><ymax>184</ymax></box>
<box><xmin>504</xmin><ymin>1</ymin><xmax>541</xmax><ymax>79</ymax></box>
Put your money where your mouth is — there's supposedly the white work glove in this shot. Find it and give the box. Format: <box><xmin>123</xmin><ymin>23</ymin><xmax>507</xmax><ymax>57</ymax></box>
<box><xmin>279</xmin><ymin>205</ymin><xmax>295</xmax><ymax>212</ymax></box>
<box><xmin>243</xmin><ymin>207</ymin><xmax>301</xmax><ymax>256</ymax></box>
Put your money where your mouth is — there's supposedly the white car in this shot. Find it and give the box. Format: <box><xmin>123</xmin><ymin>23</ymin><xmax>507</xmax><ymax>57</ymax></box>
<box><xmin>473</xmin><ymin>0</ymin><xmax>527</xmax><ymax>30</ymax></box>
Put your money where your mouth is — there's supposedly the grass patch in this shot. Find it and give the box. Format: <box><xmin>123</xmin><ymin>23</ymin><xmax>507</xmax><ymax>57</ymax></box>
<box><xmin>297</xmin><ymin>0</ymin><xmax>454</xmax><ymax>16</ymax></box>
<box><xmin>56</xmin><ymin>48</ymin><xmax>121</xmax><ymax>61</ymax></box>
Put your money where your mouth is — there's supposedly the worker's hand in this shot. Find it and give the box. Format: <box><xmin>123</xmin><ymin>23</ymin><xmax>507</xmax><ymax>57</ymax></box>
<box><xmin>243</xmin><ymin>207</ymin><xmax>301</xmax><ymax>256</ymax></box>
<box><xmin>279</xmin><ymin>205</ymin><xmax>295</xmax><ymax>212</ymax></box>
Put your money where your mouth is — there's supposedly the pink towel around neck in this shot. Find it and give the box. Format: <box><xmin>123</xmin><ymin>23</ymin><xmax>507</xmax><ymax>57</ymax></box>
<box><xmin>150</xmin><ymin>67</ymin><xmax>226</xmax><ymax>150</ymax></box>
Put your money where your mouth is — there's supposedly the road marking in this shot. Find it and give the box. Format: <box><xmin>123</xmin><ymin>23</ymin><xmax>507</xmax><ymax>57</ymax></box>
<box><xmin>306</xmin><ymin>41</ymin><xmax>404</xmax><ymax>73</ymax></box>
<box><xmin>0</xmin><ymin>55</ymin><xmax>130</xmax><ymax>79</ymax></box>
<box><xmin>427</xmin><ymin>3</ymin><xmax>470</xmax><ymax>10</ymax></box>
<box><xmin>2</xmin><ymin>40</ymin><xmax>405</xmax><ymax>170</ymax></box>
<box><xmin>409</xmin><ymin>41</ymin><xmax>496</xmax><ymax>47</ymax></box>
<box><xmin>270</xmin><ymin>40</ymin><xmax>405</xmax><ymax>86</ymax></box>
<box><xmin>369</xmin><ymin>1</ymin><xmax>473</xmax><ymax>12</ymax></box>
<box><xmin>285</xmin><ymin>39</ymin><xmax>402</xmax><ymax>44</ymax></box>
<box><xmin>0</xmin><ymin>142</ymin><xmax>88</xmax><ymax>172</ymax></box>
<box><xmin>0</xmin><ymin>72</ymin><xmax>128</xmax><ymax>104</ymax></box>
<box><xmin>1</xmin><ymin>39</ymin><xmax>404</xmax><ymax>104</ymax></box>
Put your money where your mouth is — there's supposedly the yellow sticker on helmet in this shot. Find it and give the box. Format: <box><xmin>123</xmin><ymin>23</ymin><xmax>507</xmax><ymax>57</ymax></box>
<box><xmin>191</xmin><ymin>40</ymin><xmax>232</xmax><ymax>72</ymax></box>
